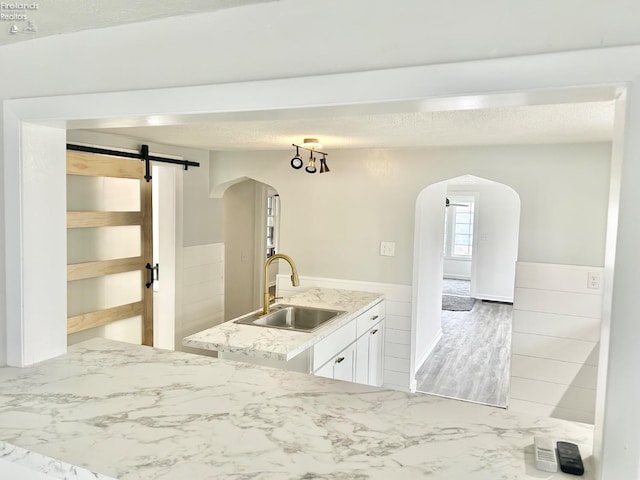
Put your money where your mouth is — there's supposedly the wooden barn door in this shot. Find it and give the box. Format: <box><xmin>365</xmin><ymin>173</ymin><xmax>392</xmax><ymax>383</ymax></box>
<box><xmin>66</xmin><ymin>149</ymin><xmax>153</xmax><ymax>346</ymax></box>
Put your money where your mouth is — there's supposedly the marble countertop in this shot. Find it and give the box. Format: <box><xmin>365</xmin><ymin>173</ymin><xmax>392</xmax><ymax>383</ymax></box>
<box><xmin>0</xmin><ymin>338</ymin><xmax>594</xmax><ymax>479</ymax></box>
<box><xmin>182</xmin><ymin>288</ymin><xmax>384</xmax><ymax>361</ymax></box>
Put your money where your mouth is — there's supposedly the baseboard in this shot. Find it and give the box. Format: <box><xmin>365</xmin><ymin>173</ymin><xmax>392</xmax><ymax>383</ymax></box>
<box><xmin>474</xmin><ymin>293</ymin><xmax>513</xmax><ymax>303</ymax></box>
<box><xmin>409</xmin><ymin>378</ymin><xmax>418</xmax><ymax>393</ymax></box>
<box><xmin>444</xmin><ymin>275</ymin><xmax>471</xmax><ymax>280</ymax></box>
<box><xmin>414</xmin><ymin>328</ymin><xmax>443</xmax><ymax>372</ymax></box>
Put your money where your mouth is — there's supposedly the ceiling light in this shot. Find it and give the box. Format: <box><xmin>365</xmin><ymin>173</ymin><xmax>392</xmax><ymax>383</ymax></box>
<box><xmin>290</xmin><ymin>140</ymin><xmax>330</xmax><ymax>174</ymax></box>
<box><xmin>302</xmin><ymin>138</ymin><xmax>322</xmax><ymax>149</ymax></box>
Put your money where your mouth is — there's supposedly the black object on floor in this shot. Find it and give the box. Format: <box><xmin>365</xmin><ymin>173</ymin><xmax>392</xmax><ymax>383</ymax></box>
<box><xmin>442</xmin><ymin>295</ymin><xmax>476</xmax><ymax>311</ymax></box>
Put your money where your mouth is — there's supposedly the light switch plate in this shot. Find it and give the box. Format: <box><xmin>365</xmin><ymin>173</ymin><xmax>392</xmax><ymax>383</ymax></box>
<box><xmin>380</xmin><ymin>241</ymin><xmax>395</xmax><ymax>256</ymax></box>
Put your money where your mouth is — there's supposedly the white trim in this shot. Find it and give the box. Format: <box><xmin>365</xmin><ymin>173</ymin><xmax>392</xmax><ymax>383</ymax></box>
<box><xmin>412</xmin><ymin>329</ymin><xmax>443</xmax><ymax>393</ymax></box>
<box><xmin>474</xmin><ymin>294</ymin><xmax>513</xmax><ymax>303</ymax></box>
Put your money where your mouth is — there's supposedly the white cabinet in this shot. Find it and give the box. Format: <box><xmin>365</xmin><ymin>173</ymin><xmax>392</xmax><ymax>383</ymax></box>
<box><xmin>367</xmin><ymin>322</ymin><xmax>385</xmax><ymax>387</ymax></box>
<box><xmin>355</xmin><ymin>319</ymin><xmax>385</xmax><ymax>386</ymax></box>
<box><xmin>313</xmin><ymin>300</ymin><xmax>385</xmax><ymax>387</ymax></box>
<box><xmin>316</xmin><ymin>342</ymin><xmax>357</xmax><ymax>382</ymax></box>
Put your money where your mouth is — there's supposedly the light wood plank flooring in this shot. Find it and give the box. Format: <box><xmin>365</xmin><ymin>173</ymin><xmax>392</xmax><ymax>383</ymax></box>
<box><xmin>415</xmin><ymin>300</ymin><xmax>512</xmax><ymax>407</ymax></box>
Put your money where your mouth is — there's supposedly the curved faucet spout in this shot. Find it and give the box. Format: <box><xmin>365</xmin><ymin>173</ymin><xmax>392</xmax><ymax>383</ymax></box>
<box><xmin>263</xmin><ymin>253</ymin><xmax>299</xmax><ymax>315</ymax></box>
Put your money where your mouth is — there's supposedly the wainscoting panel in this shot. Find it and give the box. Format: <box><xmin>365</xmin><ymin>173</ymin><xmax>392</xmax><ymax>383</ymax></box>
<box><xmin>512</xmin><ymin>310</ymin><xmax>600</xmax><ymax>342</ymax></box>
<box><xmin>511</xmin><ymin>355</ymin><xmax>598</xmax><ymax>390</ymax></box>
<box><xmin>508</xmin><ymin>399</ymin><xmax>594</xmax><ymax>425</ymax></box>
<box><xmin>509</xmin><ymin>262</ymin><xmax>603</xmax><ymax>424</ymax></box>
<box><xmin>277</xmin><ymin>274</ymin><xmax>413</xmax><ymax>391</ymax></box>
<box><xmin>178</xmin><ymin>243</ymin><xmax>224</xmax><ymax>355</ymax></box>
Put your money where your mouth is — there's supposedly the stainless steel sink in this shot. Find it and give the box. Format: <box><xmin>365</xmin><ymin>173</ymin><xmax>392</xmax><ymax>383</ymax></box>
<box><xmin>234</xmin><ymin>304</ymin><xmax>346</xmax><ymax>332</ymax></box>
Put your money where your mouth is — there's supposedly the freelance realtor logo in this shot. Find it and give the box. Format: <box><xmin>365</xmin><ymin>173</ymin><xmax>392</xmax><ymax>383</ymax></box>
<box><xmin>1</xmin><ymin>2</ymin><xmax>39</xmax><ymax>35</ymax></box>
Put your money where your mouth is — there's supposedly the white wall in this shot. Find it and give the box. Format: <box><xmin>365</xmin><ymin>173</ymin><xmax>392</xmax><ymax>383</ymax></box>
<box><xmin>443</xmin><ymin>258</ymin><xmax>471</xmax><ymax>279</ymax></box>
<box><xmin>446</xmin><ymin>181</ymin><xmax>520</xmax><ymax>302</ymax></box>
<box><xmin>510</xmin><ymin>262</ymin><xmax>603</xmax><ymax>424</ymax></box>
<box><xmin>179</xmin><ymin>243</ymin><xmax>224</xmax><ymax>355</ymax></box>
<box><xmin>211</xmin><ymin>144</ymin><xmax>611</xmax><ymax>286</ymax></box>
<box><xmin>413</xmin><ymin>183</ymin><xmax>446</xmax><ymax>372</ymax></box>
<box><xmin>223</xmin><ymin>179</ymin><xmax>259</xmax><ymax>320</ymax></box>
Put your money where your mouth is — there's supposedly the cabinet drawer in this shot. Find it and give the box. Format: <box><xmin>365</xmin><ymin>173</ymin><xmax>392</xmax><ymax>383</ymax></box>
<box><xmin>313</xmin><ymin>320</ymin><xmax>357</xmax><ymax>371</ymax></box>
<box><xmin>356</xmin><ymin>301</ymin><xmax>385</xmax><ymax>338</ymax></box>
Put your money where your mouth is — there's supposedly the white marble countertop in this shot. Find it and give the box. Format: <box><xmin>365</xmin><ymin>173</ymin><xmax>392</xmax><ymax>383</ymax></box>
<box><xmin>0</xmin><ymin>338</ymin><xmax>594</xmax><ymax>479</ymax></box>
<box><xmin>182</xmin><ymin>288</ymin><xmax>384</xmax><ymax>361</ymax></box>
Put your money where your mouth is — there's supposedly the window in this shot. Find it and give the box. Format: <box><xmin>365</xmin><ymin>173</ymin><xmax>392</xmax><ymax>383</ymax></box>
<box><xmin>444</xmin><ymin>195</ymin><xmax>475</xmax><ymax>258</ymax></box>
<box><xmin>265</xmin><ymin>194</ymin><xmax>279</xmax><ymax>258</ymax></box>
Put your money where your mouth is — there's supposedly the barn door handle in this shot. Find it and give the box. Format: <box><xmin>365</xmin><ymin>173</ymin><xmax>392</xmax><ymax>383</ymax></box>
<box><xmin>145</xmin><ymin>263</ymin><xmax>159</xmax><ymax>288</ymax></box>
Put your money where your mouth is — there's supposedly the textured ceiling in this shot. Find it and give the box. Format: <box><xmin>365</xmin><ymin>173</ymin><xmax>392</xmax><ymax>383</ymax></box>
<box><xmin>0</xmin><ymin>0</ymin><xmax>271</xmax><ymax>46</ymax></box>
<box><xmin>97</xmin><ymin>101</ymin><xmax>615</xmax><ymax>151</ymax></box>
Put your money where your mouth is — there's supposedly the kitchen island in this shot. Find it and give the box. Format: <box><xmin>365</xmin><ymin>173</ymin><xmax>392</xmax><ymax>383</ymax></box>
<box><xmin>0</xmin><ymin>338</ymin><xmax>594</xmax><ymax>479</ymax></box>
<box><xmin>183</xmin><ymin>288</ymin><xmax>384</xmax><ymax>361</ymax></box>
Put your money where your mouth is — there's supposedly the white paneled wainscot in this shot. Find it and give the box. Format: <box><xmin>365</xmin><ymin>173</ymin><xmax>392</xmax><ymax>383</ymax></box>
<box><xmin>178</xmin><ymin>243</ymin><xmax>225</xmax><ymax>354</ymax></box>
<box><xmin>277</xmin><ymin>275</ymin><xmax>412</xmax><ymax>391</ymax></box>
<box><xmin>509</xmin><ymin>262</ymin><xmax>603</xmax><ymax>424</ymax></box>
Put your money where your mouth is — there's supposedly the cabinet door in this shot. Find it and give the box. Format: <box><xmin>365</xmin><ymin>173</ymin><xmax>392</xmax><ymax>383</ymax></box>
<box><xmin>314</xmin><ymin>358</ymin><xmax>335</xmax><ymax>380</ymax></box>
<box><xmin>333</xmin><ymin>342</ymin><xmax>356</xmax><ymax>382</ymax></box>
<box><xmin>368</xmin><ymin>321</ymin><xmax>385</xmax><ymax>387</ymax></box>
<box><xmin>314</xmin><ymin>343</ymin><xmax>356</xmax><ymax>382</ymax></box>
<box><xmin>355</xmin><ymin>334</ymin><xmax>370</xmax><ymax>385</ymax></box>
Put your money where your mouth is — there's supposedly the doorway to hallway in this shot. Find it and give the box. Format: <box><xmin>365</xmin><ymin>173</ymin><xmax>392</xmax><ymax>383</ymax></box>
<box><xmin>415</xmin><ymin>299</ymin><xmax>512</xmax><ymax>407</ymax></box>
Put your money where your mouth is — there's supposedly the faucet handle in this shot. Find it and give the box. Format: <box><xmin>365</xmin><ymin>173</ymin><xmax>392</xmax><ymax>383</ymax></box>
<box><xmin>269</xmin><ymin>295</ymin><xmax>283</xmax><ymax>304</ymax></box>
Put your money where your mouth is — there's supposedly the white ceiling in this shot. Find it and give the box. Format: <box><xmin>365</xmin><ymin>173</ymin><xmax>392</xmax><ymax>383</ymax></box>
<box><xmin>97</xmin><ymin>101</ymin><xmax>615</xmax><ymax>151</ymax></box>
<box><xmin>1</xmin><ymin>3</ymin><xmax>615</xmax><ymax>151</ymax></box>
<box><xmin>0</xmin><ymin>0</ymin><xmax>270</xmax><ymax>46</ymax></box>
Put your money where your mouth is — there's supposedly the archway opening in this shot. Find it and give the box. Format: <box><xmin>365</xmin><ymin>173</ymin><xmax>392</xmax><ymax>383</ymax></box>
<box><xmin>411</xmin><ymin>174</ymin><xmax>521</xmax><ymax>407</ymax></box>
<box><xmin>223</xmin><ymin>178</ymin><xmax>280</xmax><ymax>321</ymax></box>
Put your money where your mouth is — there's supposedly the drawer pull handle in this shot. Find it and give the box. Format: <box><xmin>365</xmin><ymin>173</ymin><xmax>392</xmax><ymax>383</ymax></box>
<box><xmin>371</xmin><ymin>315</ymin><xmax>379</xmax><ymax>321</ymax></box>
<box><xmin>335</xmin><ymin>356</ymin><xmax>345</xmax><ymax>364</ymax></box>
<box><xmin>371</xmin><ymin>329</ymin><xmax>378</xmax><ymax>335</ymax></box>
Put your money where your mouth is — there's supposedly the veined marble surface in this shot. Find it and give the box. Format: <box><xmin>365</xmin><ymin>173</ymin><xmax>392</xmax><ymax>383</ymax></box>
<box><xmin>182</xmin><ymin>288</ymin><xmax>384</xmax><ymax>360</ymax></box>
<box><xmin>0</xmin><ymin>338</ymin><xmax>594</xmax><ymax>479</ymax></box>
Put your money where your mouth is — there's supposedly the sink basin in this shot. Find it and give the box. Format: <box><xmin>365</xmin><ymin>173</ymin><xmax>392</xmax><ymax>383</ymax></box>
<box><xmin>234</xmin><ymin>304</ymin><xmax>346</xmax><ymax>332</ymax></box>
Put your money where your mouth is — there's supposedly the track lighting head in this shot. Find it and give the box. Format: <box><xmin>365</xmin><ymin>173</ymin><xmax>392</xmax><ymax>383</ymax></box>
<box><xmin>305</xmin><ymin>152</ymin><xmax>317</xmax><ymax>173</ymax></box>
<box><xmin>319</xmin><ymin>154</ymin><xmax>330</xmax><ymax>173</ymax></box>
<box><xmin>290</xmin><ymin>145</ymin><xmax>303</xmax><ymax>169</ymax></box>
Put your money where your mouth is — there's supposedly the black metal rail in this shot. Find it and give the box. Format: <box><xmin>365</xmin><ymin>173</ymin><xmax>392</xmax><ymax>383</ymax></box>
<box><xmin>67</xmin><ymin>143</ymin><xmax>200</xmax><ymax>182</ymax></box>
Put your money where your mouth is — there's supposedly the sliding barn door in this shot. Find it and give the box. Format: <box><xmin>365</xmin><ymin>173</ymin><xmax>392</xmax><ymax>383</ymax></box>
<box><xmin>66</xmin><ymin>149</ymin><xmax>153</xmax><ymax>346</ymax></box>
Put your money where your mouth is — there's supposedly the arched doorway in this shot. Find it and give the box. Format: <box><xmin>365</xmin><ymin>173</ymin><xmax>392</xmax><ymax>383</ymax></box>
<box><xmin>222</xmin><ymin>178</ymin><xmax>280</xmax><ymax>320</ymax></box>
<box><xmin>410</xmin><ymin>175</ymin><xmax>520</xmax><ymax>407</ymax></box>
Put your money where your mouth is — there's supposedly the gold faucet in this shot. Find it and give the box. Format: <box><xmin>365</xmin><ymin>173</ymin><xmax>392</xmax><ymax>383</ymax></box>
<box><xmin>263</xmin><ymin>253</ymin><xmax>299</xmax><ymax>315</ymax></box>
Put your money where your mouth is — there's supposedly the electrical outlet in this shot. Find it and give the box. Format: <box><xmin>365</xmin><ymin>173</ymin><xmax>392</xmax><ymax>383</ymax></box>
<box><xmin>380</xmin><ymin>241</ymin><xmax>396</xmax><ymax>257</ymax></box>
<box><xmin>587</xmin><ymin>271</ymin><xmax>601</xmax><ymax>290</ymax></box>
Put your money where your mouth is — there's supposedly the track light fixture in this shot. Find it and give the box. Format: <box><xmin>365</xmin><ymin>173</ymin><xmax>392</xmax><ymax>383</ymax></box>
<box><xmin>290</xmin><ymin>140</ymin><xmax>330</xmax><ymax>174</ymax></box>
<box><xmin>305</xmin><ymin>151</ymin><xmax>317</xmax><ymax>173</ymax></box>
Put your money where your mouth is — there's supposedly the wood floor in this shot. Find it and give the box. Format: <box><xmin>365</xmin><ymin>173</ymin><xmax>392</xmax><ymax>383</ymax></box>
<box><xmin>415</xmin><ymin>299</ymin><xmax>512</xmax><ymax>407</ymax></box>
